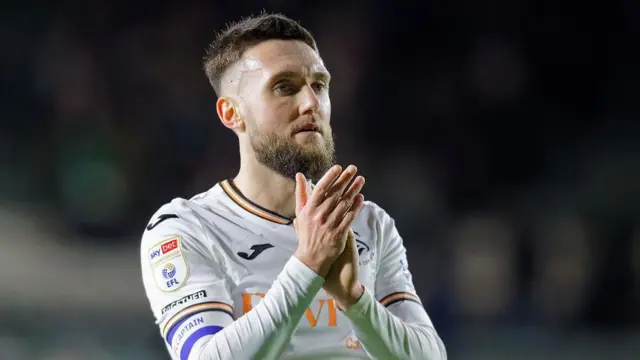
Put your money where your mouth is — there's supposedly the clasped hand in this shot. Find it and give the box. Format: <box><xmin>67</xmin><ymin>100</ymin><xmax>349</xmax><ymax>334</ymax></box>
<box><xmin>293</xmin><ymin>165</ymin><xmax>366</xmax><ymax>310</ymax></box>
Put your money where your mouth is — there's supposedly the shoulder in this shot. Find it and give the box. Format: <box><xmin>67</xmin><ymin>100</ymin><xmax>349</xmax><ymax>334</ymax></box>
<box><xmin>141</xmin><ymin>185</ymin><xmax>229</xmax><ymax>238</ymax></box>
<box><xmin>352</xmin><ymin>200</ymin><xmax>403</xmax><ymax>254</ymax></box>
<box><xmin>139</xmin><ymin>200</ymin><xmax>198</xmax><ymax>271</ymax></box>
<box><xmin>140</xmin><ymin>183</ymin><xmax>239</xmax><ymax>258</ymax></box>
<box><xmin>142</xmin><ymin>198</ymin><xmax>200</xmax><ymax>237</ymax></box>
<box><xmin>140</xmin><ymin>188</ymin><xmax>221</xmax><ymax>250</ymax></box>
<box><xmin>139</xmin><ymin>193</ymin><xmax>231</xmax><ymax>291</ymax></box>
<box><xmin>355</xmin><ymin>200</ymin><xmax>397</xmax><ymax>231</ymax></box>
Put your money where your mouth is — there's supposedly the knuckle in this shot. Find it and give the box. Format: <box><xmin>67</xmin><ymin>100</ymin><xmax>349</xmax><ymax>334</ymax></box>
<box><xmin>335</xmin><ymin>205</ymin><xmax>347</xmax><ymax>216</ymax></box>
<box><xmin>336</xmin><ymin>202</ymin><xmax>350</xmax><ymax>214</ymax></box>
<box><xmin>314</xmin><ymin>183</ymin><xmax>328</xmax><ymax>192</ymax></box>
<box><xmin>312</xmin><ymin>213</ymin><xmax>326</xmax><ymax>224</ymax></box>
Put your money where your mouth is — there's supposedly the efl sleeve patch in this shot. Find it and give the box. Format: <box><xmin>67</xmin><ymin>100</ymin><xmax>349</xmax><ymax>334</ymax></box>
<box><xmin>148</xmin><ymin>236</ymin><xmax>189</xmax><ymax>292</ymax></box>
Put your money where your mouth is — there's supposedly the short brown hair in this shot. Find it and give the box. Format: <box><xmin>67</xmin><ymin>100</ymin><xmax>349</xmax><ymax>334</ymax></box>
<box><xmin>203</xmin><ymin>12</ymin><xmax>319</xmax><ymax>95</ymax></box>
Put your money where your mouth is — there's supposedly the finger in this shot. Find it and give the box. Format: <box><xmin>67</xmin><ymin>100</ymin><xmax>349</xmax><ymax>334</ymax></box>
<box><xmin>325</xmin><ymin>175</ymin><xmax>364</xmax><ymax>222</ymax></box>
<box><xmin>336</xmin><ymin>194</ymin><xmax>365</xmax><ymax>232</ymax></box>
<box><xmin>325</xmin><ymin>176</ymin><xmax>363</xmax><ymax>227</ymax></box>
<box><xmin>327</xmin><ymin>195</ymin><xmax>355</xmax><ymax>227</ymax></box>
<box><xmin>333</xmin><ymin>226</ymin><xmax>355</xmax><ymax>259</ymax></box>
<box><xmin>328</xmin><ymin>180</ymin><xmax>364</xmax><ymax>226</ymax></box>
<box><xmin>307</xmin><ymin>165</ymin><xmax>342</xmax><ymax>207</ymax></box>
<box><xmin>347</xmin><ymin>228</ymin><xmax>356</xmax><ymax>242</ymax></box>
<box><xmin>341</xmin><ymin>175</ymin><xmax>365</xmax><ymax>203</ymax></box>
<box><xmin>323</xmin><ymin>165</ymin><xmax>358</xmax><ymax>203</ymax></box>
<box><xmin>317</xmin><ymin>166</ymin><xmax>358</xmax><ymax>215</ymax></box>
<box><xmin>295</xmin><ymin>173</ymin><xmax>309</xmax><ymax>216</ymax></box>
<box><xmin>343</xmin><ymin>228</ymin><xmax>358</xmax><ymax>254</ymax></box>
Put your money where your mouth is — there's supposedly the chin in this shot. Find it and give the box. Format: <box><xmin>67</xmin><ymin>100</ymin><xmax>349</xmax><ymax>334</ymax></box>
<box><xmin>301</xmin><ymin>141</ymin><xmax>327</xmax><ymax>154</ymax></box>
<box><xmin>294</xmin><ymin>136</ymin><xmax>321</xmax><ymax>147</ymax></box>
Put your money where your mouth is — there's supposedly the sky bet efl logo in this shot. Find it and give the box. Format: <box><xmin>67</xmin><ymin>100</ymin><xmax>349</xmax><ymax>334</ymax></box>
<box><xmin>150</xmin><ymin>236</ymin><xmax>188</xmax><ymax>292</ymax></box>
<box><xmin>161</xmin><ymin>263</ymin><xmax>180</xmax><ymax>288</ymax></box>
<box><xmin>150</xmin><ymin>238</ymin><xmax>179</xmax><ymax>261</ymax></box>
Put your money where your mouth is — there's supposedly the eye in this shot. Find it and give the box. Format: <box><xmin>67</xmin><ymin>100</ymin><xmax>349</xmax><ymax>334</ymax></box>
<box><xmin>274</xmin><ymin>82</ymin><xmax>297</xmax><ymax>95</ymax></box>
<box><xmin>311</xmin><ymin>81</ymin><xmax>328</xmax><ymax>92</ymax></box>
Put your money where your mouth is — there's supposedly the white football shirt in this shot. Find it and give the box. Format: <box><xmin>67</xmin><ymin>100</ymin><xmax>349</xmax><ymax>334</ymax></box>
<box><xmin>140</xmin><ymin>179</ymin><xmax>434</xmax><ymax>360</ymax></box>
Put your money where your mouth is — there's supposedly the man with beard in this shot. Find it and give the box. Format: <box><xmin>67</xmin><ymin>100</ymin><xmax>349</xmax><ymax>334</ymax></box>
<box><xmin>140</xmin><ymin>12</ymin><xmax>446</xmax><ymax>360</ymax></box>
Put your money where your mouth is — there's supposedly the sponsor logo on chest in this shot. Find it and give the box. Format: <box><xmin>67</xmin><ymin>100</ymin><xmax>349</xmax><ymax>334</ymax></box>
<box><xmin>242</xmin><ymin>292</ymin><xmax>339</xmax><ymax>328</ymax></box>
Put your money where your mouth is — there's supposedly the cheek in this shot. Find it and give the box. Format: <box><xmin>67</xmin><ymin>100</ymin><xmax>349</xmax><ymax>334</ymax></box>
<box><xmin>270</xmin><ymin>98</ymin><xmax>300</xmax><ymax>125</ymax></box>
<box><xmin>250</xmin><ymin>96</ymin><xmax>279</xmax><ymax>121</ymax></box>
<box><xmin>253</xmin><ymin>101</ymin><xmax>293</xmax><ymax>133</ymax></box>
<box><xmin>320</xmin><ymin>95</ymin><xmax>331</xmax><ymax>120</ymax></box>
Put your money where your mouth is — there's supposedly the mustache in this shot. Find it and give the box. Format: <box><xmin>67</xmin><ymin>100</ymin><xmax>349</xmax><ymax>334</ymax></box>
<box><xmin>291</xmin><ymin>122</ymin><xmax>322</xmax><ymax>134</ymax></box>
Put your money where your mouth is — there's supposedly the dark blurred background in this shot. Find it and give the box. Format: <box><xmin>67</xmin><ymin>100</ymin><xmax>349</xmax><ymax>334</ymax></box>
<box><xmin>1</xmin><ymin>0</ymin><xmax>639</xmax><ymax>359</ymax></box>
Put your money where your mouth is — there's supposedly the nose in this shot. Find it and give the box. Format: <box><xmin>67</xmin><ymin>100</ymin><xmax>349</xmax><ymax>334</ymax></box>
<box><xmin>298</xmin><ymin>85</ymin><xmax>320</xmax><ymax>116</ymax></box>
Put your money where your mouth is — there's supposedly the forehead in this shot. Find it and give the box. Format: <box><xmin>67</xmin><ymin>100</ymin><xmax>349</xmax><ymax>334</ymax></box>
<box><xmin>239</xmin><ymin>39</ymin><xmax>327</xmax><ymax>78</ymax></box>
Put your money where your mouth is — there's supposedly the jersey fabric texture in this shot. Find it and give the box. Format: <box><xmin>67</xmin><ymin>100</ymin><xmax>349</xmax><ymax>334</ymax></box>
<box><xmin>140</xmin><ymin>180</ymin><xmax>445</xmax><ymax>360</ymax></box>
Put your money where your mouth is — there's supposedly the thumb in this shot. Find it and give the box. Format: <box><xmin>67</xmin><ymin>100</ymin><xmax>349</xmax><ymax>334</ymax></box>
<box><xmin>292</xmin><ymin>218</ymin><xmax>299</xmax><ymax>236</ymax></box>
<box><xmin>295</xmin><ymin>173</ymin><xmax>308</xmax><ymax>215</ymax></box>
<box><xmin>345</xmin><ymin>229</ymin><xmax>357</xmax><ymax>252</ymax></box>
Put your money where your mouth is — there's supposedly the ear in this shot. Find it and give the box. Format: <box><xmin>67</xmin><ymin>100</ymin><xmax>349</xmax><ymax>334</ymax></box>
<box><xmin>216</xmin><ymin>97</ymin><xmax>245</xmax><ymax>132</ymax></box>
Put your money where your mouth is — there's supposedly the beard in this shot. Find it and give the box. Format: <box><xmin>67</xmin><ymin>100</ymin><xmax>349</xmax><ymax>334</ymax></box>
<box><xmin>249</xmin><ymin>126</ymin><xmax>336</xmax><ymax>183</ymax></box>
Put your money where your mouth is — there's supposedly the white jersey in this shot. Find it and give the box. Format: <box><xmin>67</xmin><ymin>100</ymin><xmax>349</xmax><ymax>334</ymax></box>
<box><xmin>141</xmin><ymin>179</ymin><xmax>445</xmax><ymax>360</ymax></box>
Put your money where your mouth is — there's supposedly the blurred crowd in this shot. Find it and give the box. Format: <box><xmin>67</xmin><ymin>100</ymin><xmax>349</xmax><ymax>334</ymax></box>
<box><xmin>2</xmin><ymin>0</ymin><xmax>639</xmax><ymax>358</ymax></box>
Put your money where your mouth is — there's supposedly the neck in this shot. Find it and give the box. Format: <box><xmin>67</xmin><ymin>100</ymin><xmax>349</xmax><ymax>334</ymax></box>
<box><xmin>233</xmin><ymin>156</ymin><xmax>298</xmax><ymax>219</ymax></box>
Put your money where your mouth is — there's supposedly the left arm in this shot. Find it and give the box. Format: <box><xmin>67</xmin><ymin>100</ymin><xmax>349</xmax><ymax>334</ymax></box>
<box><xmin>342</xmin><ymin>286</ymin><xmax>446</xmax><ymax>360</ymax></box>
<box><xmin>324</xmin><ymin>208</ymin><xmax>446</xmax><ymax>360</ymax></box>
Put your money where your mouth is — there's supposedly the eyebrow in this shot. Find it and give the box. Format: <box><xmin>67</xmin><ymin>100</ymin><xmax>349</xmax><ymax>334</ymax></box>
<box><xmin>270</xmin><ymin>70</ymin><xmax>331</xmax><ymax>83</ymax></box>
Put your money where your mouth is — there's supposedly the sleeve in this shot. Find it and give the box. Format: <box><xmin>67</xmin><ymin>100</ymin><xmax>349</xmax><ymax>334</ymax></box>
<box><xmin>340</xmin><ymin>206</ymin><xmax>446</xmax><ymax>360</ymax></box>
<box><xmin>140</xmin><ymin>206</ymin><xmax>325</xmax><ymax>360</ymax></box>
<box><xmin>374</xmin><ymin>211</ymin><xmax>421</xmax><ymax>307</ymax></box>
